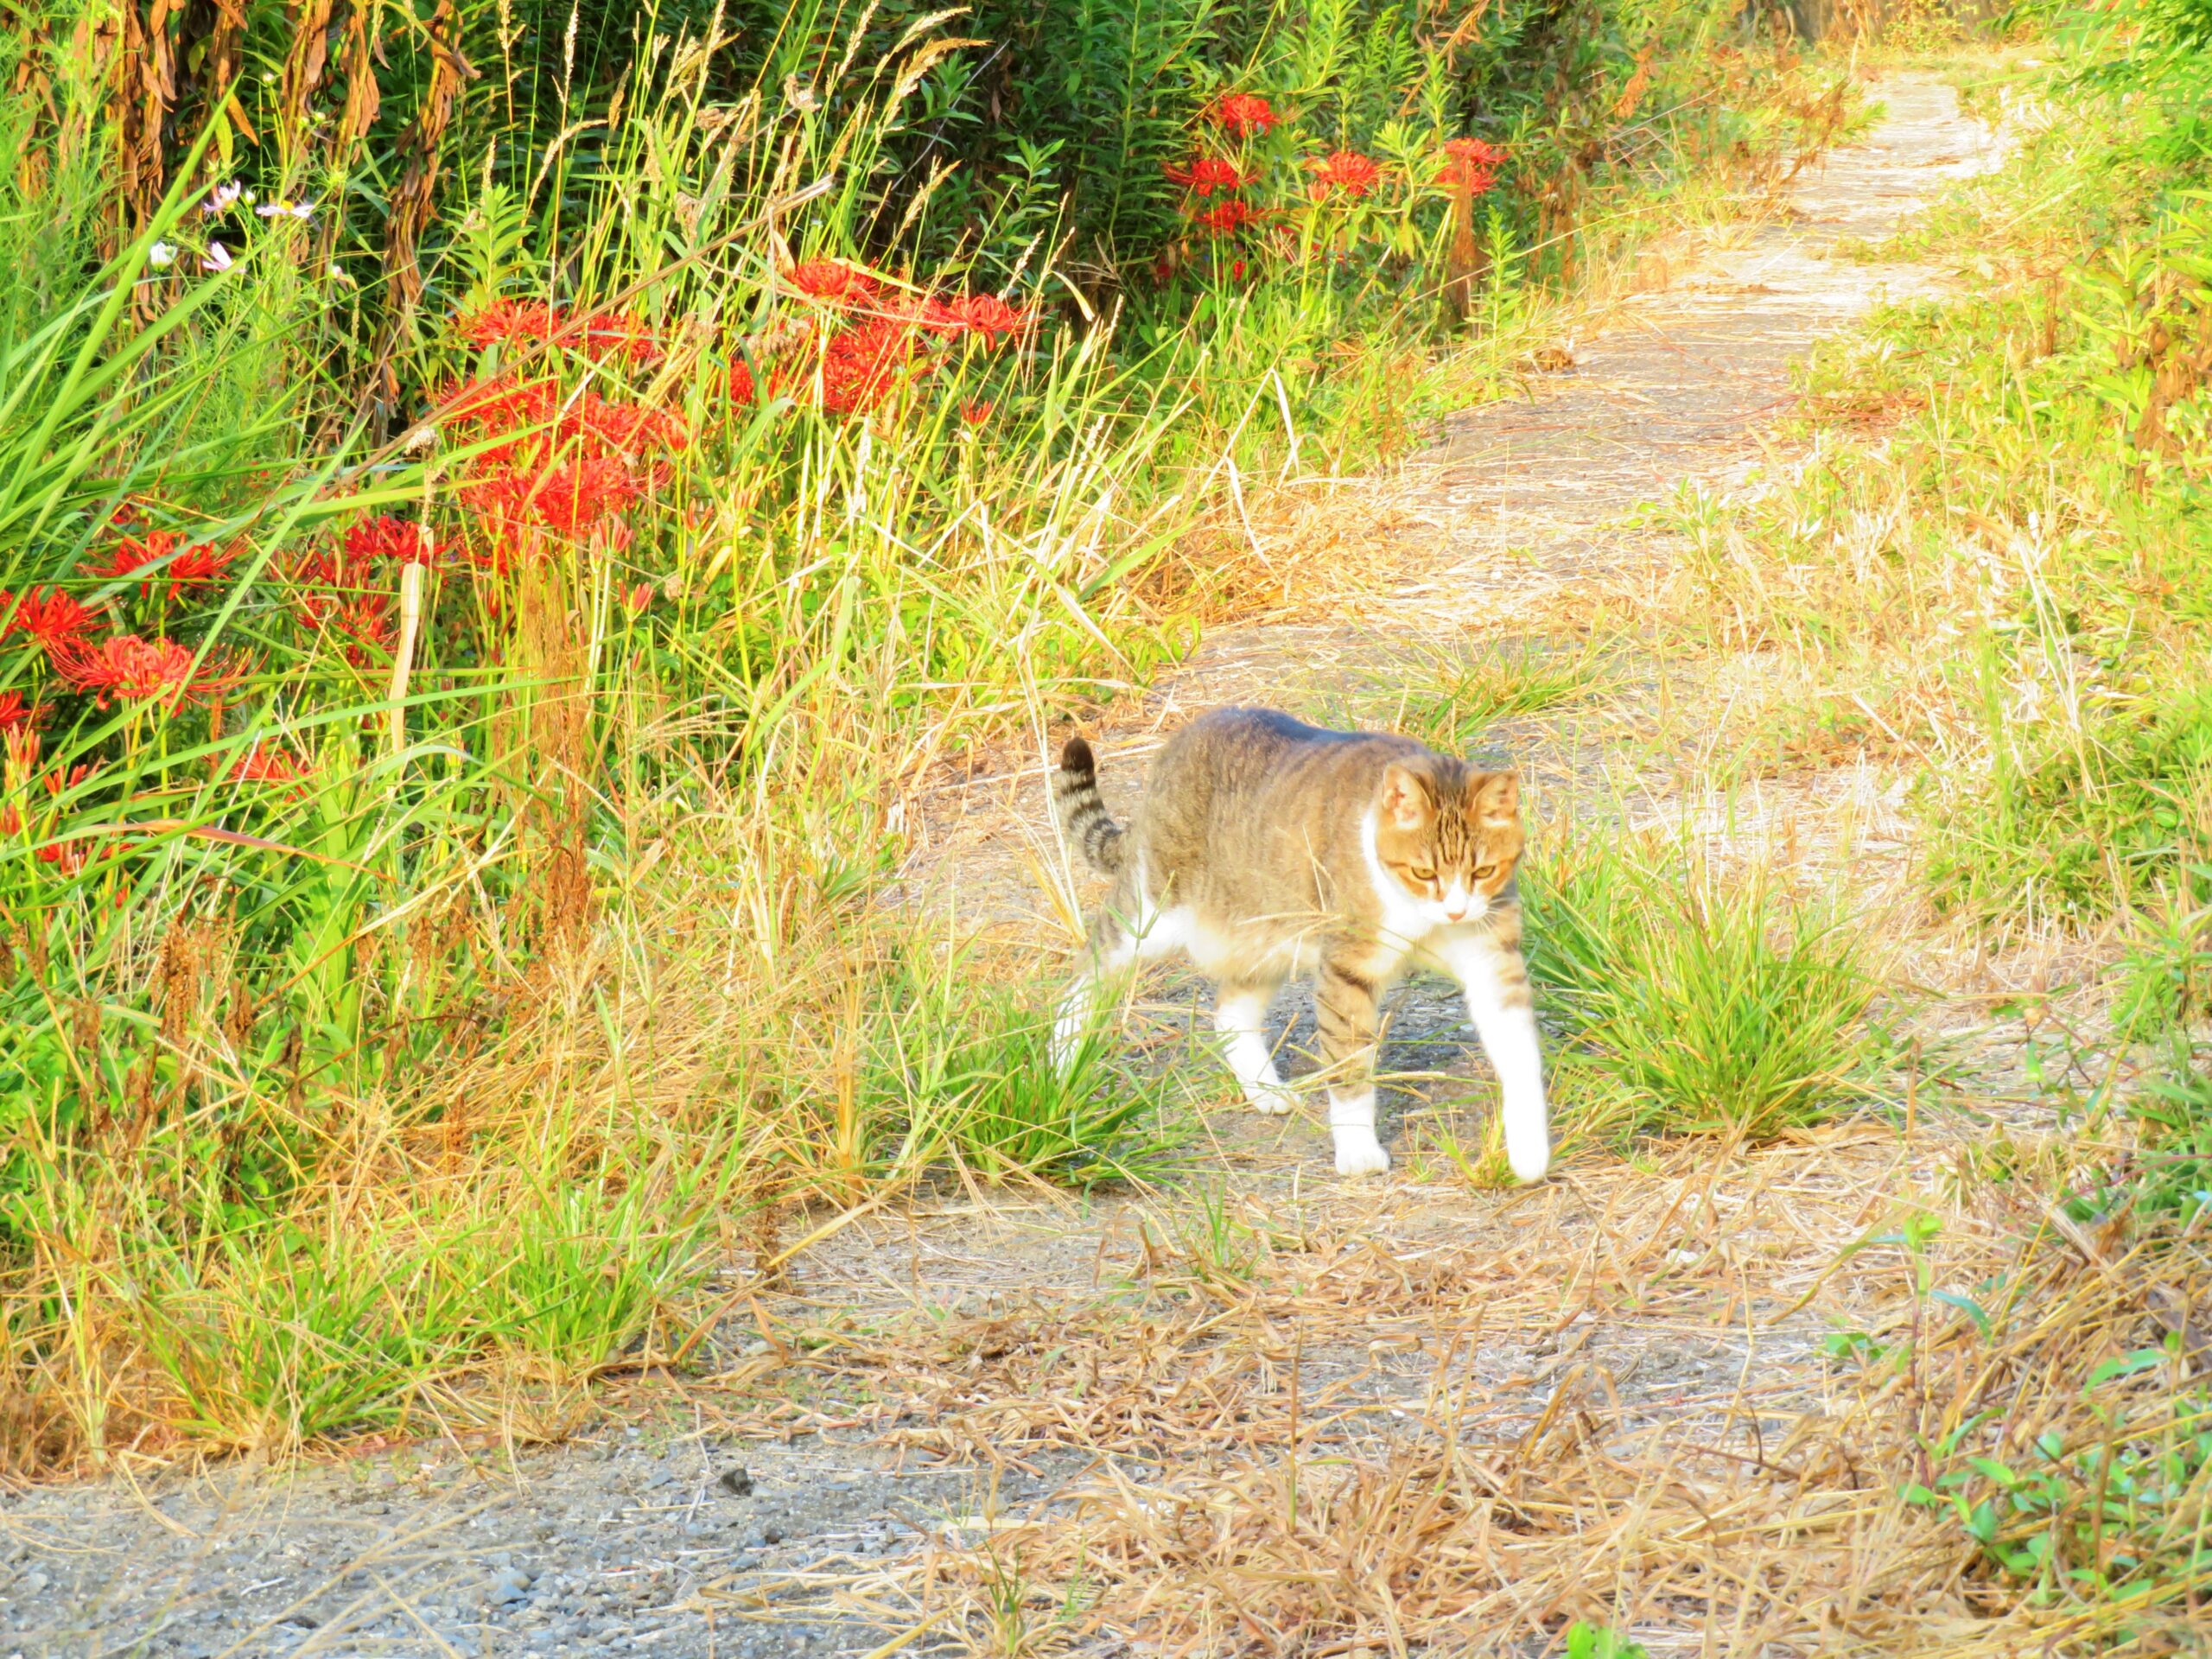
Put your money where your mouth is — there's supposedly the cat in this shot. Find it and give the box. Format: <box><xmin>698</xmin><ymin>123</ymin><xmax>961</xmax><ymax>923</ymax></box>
<box><xmin>1050</xmin><ymin>707</ymin><xmax>1549</xmax><ymax>1182</ymax></box>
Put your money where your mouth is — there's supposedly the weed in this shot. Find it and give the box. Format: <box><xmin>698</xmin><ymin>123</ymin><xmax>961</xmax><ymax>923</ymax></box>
<box><xmin>1922</xmin><ymin>680</ymin><xmax>2212</xmax><ymax>931</ymax></box>
<box><xmin>1565</xmin><ymin>1622</ymin><xmax>1651</xmax><ymax>1659</ymax></box>
<box><xmin>1329</xmin><ymin>637</ymin><xmax>1615</xmax><ymax>753</ymax></box>
<box><xmin>1527</xmin><ymin>838</ymin><xmax>1879</xmax><ymax>1141</ymax></box>
<box><xmin>862</xmin><ymin>953</ymin><xmax>1189</xmax><ymax>1190</ymax></box>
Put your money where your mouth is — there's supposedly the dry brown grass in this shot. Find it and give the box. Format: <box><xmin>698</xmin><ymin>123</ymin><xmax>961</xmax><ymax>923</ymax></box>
<box><xmin>680</xmin><ymin>1115</ymin><xmax>2212</xmax><ymax>1655</ymax></box>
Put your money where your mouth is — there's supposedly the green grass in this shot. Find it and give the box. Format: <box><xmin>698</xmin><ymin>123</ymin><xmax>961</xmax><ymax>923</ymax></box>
<box><xmin>861</xmin><ymin>952</ymin><xmax>1190</xmax><ymax>1190</ymax></box>
<box><xmin>1922</xmin><ymin>679</ymin><xmax>2212</xmax><ymax>931</ymax></box>
<box><xmin>1527</xmin><ymin>838</ymin><xmax>1879</xmax><ymax>1141</ymax></box>
<box><xmin>1318</xmin><ymin>637</ymin><xmax>1615</xmax><ymax>752</ymax></box>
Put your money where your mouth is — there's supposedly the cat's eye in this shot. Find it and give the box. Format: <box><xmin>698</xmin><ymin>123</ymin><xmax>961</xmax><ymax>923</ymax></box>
<box><xmin>1408</xmin><ymin>865</ymin><xmax>1435</xmax><ymax>883</ymax></box>
<box><xmin>1473</xmin><ymin>863</ymin><xmax>1496</xmax><ymax>880</ymax></box>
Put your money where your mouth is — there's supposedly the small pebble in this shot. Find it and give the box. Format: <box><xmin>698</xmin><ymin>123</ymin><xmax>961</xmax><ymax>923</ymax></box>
<box><xmin>716</xmin><ymin>1466</ymin><xmax>753</xmax><ymax>1497</ymax></box>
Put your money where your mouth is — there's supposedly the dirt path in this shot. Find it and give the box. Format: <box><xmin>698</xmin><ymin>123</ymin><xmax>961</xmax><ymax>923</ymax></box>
<box><xmin>7</xmin><ymin>73</ymin><xmax>2005</xmax><ymax>1659</ymax></box>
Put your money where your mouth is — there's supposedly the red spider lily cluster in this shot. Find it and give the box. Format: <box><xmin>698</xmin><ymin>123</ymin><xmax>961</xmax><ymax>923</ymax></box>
<box><xmin>0</xmin><ymin>691</ymin><xmax>37</xmax><ymax>731</ymax></box>
<box><xmin>728</xmin><ymin>264</ymin><xmax>1034</xmax><ymax>419</ymax></box>
<box><xmin>1214</xmin><ymin>94</ymin><xmax>1280</xmax><ymax>139</ymax></box>
<box><xmin>435</xmin><ymin>316</ymin><xmax>693</xmax><ymax>568</ymax></box>
<box><xmin>1160</xmin><ymin>92</ymin><xmax>1398</xmax><ymax>266</ymax></box>
<box><xmin>1439</xmin><ymin>137</ymin><xmax>1509</xmax><ymax>195</ymax></box>
<box><xmin>0</xmin><ymin>730</ymin><xmax>115</xmax><ymax>874</ymax></box>
<box><xmin>51</xmin><ymin>632</ymin><xmax>251</xmax><ymax>710</ymax></box>
<box><xmin>286</xmin><ymin>511</ymin><xmax>447</xmax><ymax>662</ymax></box>
<box><xmin>1310</xmin><ymin>150</ymin><xmax>1382</xmax><ymax>200</ymax></box>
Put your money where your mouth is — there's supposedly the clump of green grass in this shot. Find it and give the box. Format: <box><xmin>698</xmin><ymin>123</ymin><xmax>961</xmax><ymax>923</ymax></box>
<box><xmin>861</xmin><ymin>952</ymin><xmax>1188</xmax><ymax>1190</ymax></box>
<box><xmin>1921</xmin><ymin>681</ymin><xmax>2212</xmax><ymax>932</ymax></box>
<box><xmin>1321</xmin><ymin>637</ymin><xmax>1613</xmax><ymax>751</ymax></box>
<box><xmin>1526</xmin><ymin>839</ymin><xmax>1879</xmax><ymax>1141</ymax></box>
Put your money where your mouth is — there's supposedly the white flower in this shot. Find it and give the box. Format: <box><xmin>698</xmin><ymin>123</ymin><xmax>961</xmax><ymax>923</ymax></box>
<box><xmin>256</xmin><ymin>198</ymin><xmax>315</xmax><ymax>220</ymax></box>
<box><xmin>148</xmin><ymin>241</ymin><xmax>176</xmax><ymax>269</ymax></box>
<box><xmin>202</xmin><ymin>181</ymin><xmax>243</xmax><ymax>216</ymax></box>
<box><xmin>200</xmin><ymin>242</ymin><xmax>232</xmax><ymax>273</ymax></box>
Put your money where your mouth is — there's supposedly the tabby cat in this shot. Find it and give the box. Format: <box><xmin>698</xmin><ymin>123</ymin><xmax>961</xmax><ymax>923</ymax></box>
<box><xmin>1050</xmin><ymin>707</ymin><xmax>1548</xmax><ymax>1181</ymax></box>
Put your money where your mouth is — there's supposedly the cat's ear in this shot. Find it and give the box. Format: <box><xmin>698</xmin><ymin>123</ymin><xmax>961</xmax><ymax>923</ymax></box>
<box><xmin>1470</xmin><ymin>772</ymin><xmax>1520</xmax><ymax>828</ymax></box>
<box><xmin>1379</xmin><ymin>763</ymin><xmax>1431</xmax><ymax>830</ymax></box>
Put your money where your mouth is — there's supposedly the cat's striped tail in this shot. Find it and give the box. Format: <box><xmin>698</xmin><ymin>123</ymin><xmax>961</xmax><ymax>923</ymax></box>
<box><xmin>1052</xmin><ymin>737</ymin><xmax>1126</xmax><ymax>874</ymax></box>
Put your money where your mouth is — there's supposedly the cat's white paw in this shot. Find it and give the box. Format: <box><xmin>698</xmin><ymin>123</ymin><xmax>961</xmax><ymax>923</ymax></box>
<box><xmin>1508</xmin><ymin>1143</ymin><xmax>1550</xmax><ymax>1184</ymax></box>
<box><xmin>1332</xmin><ymin>1130</ymin><xmax>1391</xmax><ymax>1177</ymax></box>
<box><xmin>1246</xmin><ymin>1082</ymin><xmax>1296</xmax><ymax>1116</ymax></box>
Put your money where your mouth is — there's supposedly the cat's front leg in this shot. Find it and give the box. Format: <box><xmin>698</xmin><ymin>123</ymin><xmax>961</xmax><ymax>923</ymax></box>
<box><xmin>1434</xmin><ymin>918</ymin><xmax>1549</xmax><ymax>1183</ymax></box>
<box><xmin>1316</xmin><ymin>948</ymin><xmax>1389</xmax><ymax>1176</ymax></box>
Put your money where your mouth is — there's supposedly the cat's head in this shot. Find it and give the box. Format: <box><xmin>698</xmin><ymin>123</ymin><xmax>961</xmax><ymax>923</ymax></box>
<box><xmin>1373</xmin><ymin>760</ymin><xmax>1523</xmax><ymax>925</ymax></box>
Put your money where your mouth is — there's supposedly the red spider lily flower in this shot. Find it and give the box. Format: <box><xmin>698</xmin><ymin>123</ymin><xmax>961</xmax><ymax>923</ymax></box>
<box><xmin>86</xmin><ymin>530</ymin><xmax>173</xmax><ymax>584</ymax></box>
<box><xmin>1165</xmin><ymin>156</ymin><xmax>1252</xmax><ymax>197</ymax></box>
<box><xmin>1213</xmin><ymin>94</ymin><xmax>1279</xmax><ymax>139</ymax></box>
<box><xmin>786</xmin><ymin>260</ymin><xmax>880</xmax><ymax>306</ymax></box>
<box><xmin>3</xmin><ymin>726</ymin><xmax>37</xmax><ymax>772</ymax></box>
<box><xmin>525</xmin><ymin>456</ymin><xmax>644</xmax><ymax>537</ymax></box>
<box><xmin>1231</xmin><ymin>258</ymin><xmax>1248</xmax><ymax>281</ymax></box>
<box><xmin>573</xmin><ymin>309</ymin><xmax>662</xmax><ymax>364</ymax></box>
<box><xmin>816</xmin><ymin>316</ymin><xmax>925</xmax><ymax>415</ymax></box>
<box><xmin>286</xmin><ymin>548</ymin><xmax>358</xmax><ymax>626</ymax></box>
<box><xmin>1439</xmin><ymin>137</ymin><xmax>1508</xmax><ymax>194</ymax></box>
<box><xmin>321</xmin><ymin>594</ymin><xmax>396</xmax><ymax>665</ymax></box>
<box><xmin>52</xmin><ymin>633</ymin><xmax>252</xmax><ymax>709</ymax></box>
<box><xmin>456</xmin><ymin>301</ymin><xmax>661</xmax><ymax>364</ymax></box>
<box><xmin>464</xmin><ymin>455</ymin><xmax>644</xmax><ymax>550</ymax></box>
<box><xmin>41</xmin><ymin>761</ymin><xmax>95</xmax><ymax>798</ymax></box>
<box><xmin>569</xmin><ymin>391</ymin><xmax>690</xmax><ymax>456</ymax></box>
<box><xmin>959</xmin><ymin>399</ymin><xmax>995</xmax><ymax>426</ymax></box>
<box><xmin>35</xmin><ymin>840</ymin><xmax>85</xmax><ymax>876</ymax></box>
<box><xmin>345</xmin><ymin>514</ymin><xmax>442</xmax><ymax>569</ymax></box>
<box><xmin>621</xmin><ymin>582</ymin><xmax>655</xmax><ymax>615</ymax></box>
<box><xmin>89</xmin><ymin>531</ymin><xmax>234</xmax><ymax>598</ymax></box>
<box><xmin>946</xmin><ymin>294</ymin><xmax>1033</xmax><ymax>343</ymax></box>
<box><xmin>167</xmin><ymin>539</ymin><xmax>237</xmax><ymax>588</ymax></box>
<box><xmin>1310</xmin><ymin>150</ymin><xmax>1381</xmax><ymax>200</ymax></box>
<box><xmin>913</xmin><ymin>293</ymin><xmax>1032</xmax><ymax>344</ymax></box>
<box><xmin>0</xmin><ymin>691</ymin><xmax>35</xmax><ymax>732</ymax></box>
<box><xmin>915</xmin><ymin>296</ymin><xmax>969</xmax><ymax>336</ymax></box>
<box><xmin>457</xmin><ymin>298</ymin><xmax>562</xmax><ymax>349</ymax></box>
<box><xmin>729</xmin><ymin>359</ymin><xmax>760</xmax><ymax>406</ymax></box>
<box><xmin>0</xmin><ymin>588</ymin><xmax>97</xmax><ymax>656</ymax></box>
<box><xmin>225</xmin><ymin>743</ymin><xmax>311</xmax><ymax>787</ymax></box>
<box><xmin>435</xmin><ymin>376</ymin><xmax>564</xmax><ymax>460</ymax></box>
<box><xmin>1192</xmin><ymin>199</ymin><xmax>1261</xmax><ymax>236</ymax></box>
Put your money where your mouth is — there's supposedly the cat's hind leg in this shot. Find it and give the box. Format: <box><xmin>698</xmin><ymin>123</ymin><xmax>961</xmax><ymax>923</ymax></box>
<box><xmin>1051</xmin><ymin>867</ymin><xmax>1150</xmax><ymax>1074</ymax></box>
<box><xmin>1212</xmin><ymin>977</ymin><xmax>1294</xmax><ymax>1115</ymax></box>
<box><xmin>1315</xmin><ymin>946</ymin><xmax>1389</xmax><ymax>1176</ymax></box>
